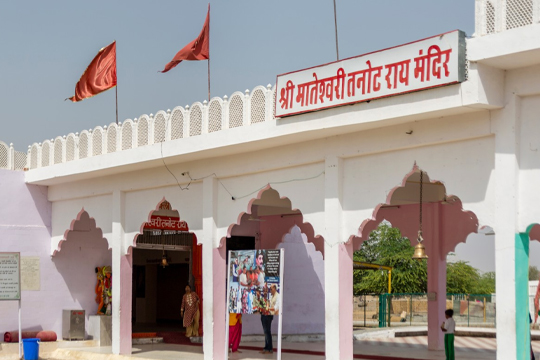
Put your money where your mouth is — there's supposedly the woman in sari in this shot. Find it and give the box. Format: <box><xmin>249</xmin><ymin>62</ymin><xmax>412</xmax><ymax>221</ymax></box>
<box><xmin>181</xmin><ymin>285</ymin><xmax>200</xmax><ymax>338</ymax></box>
<box><xmin>229</xmin><ymin>313</ymin><xmax>243</xmax><ymax>353</ymax></box>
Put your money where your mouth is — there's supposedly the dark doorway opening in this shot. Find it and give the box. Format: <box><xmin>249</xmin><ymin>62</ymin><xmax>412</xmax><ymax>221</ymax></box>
<box><xmin>226</xmin><ymin>235</ymin><xmax>255</xmax><ymax>263</ymax></box>
<box><xmin>131</xmin><ymin>248</ymin><xmax>191</xmax><ymax>332</ymax></box>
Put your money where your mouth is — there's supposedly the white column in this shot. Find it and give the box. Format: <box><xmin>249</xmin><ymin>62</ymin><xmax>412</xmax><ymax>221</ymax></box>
<box><xmin>324</xmin><ymin>156</ymin><xmax>353</xmax><ymax>360</ymax></box>
<box><xmin>493</xmin><ymin>95</ymin><xmax>520</xmax><ymax>360</ymax></box>
<box><xmin>111</xmin><ymin>190</ymin><xmax>132</xmax><ymax>355</ymax></box>
<box><xmin>202</xmin><ymin>177</ymin><xmax>227</xmax><ymax>360</ymax></box>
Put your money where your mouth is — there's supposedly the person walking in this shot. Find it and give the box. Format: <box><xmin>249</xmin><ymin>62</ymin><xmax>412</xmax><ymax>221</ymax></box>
<box><xmin>181</xmin><ymin>285</ymin><xmax>200</xmax><ymax>338</ymax></box>
<box><xmin>441</xmin><ymin>309</ymin><xmax>455</xmax><ymax>360</ymax></box>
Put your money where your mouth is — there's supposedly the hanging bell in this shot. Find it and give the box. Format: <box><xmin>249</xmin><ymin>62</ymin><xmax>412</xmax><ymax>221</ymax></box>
<box><xmin>161</xmin><ymin>253</ymin><xmax>169</xmax><ymax>268</ymax></box>
<box><xmin>412</xmin><ymin>242</ymin><xmax>428</xmax><ymax>260</ymax></box>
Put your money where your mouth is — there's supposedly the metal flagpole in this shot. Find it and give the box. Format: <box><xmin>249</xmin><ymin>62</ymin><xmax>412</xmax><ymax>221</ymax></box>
<box><xmin>115</xmin><ymin>86</ymin><xmax>118</xmax><ymax>125</ymax></box>
<box><xmin>207</xmin><ymin>3</ymin><xmax>211</xmax><ymax>101</ymax></box>
<box><xmin>333</xmin><ymin>0</ymin><xmax>340</xmax><ymax>61</ymax></box>
<box><xmin>115</xmin><ymin>40</ymin><xmax>118</xmax><ymax>125</ymax></box>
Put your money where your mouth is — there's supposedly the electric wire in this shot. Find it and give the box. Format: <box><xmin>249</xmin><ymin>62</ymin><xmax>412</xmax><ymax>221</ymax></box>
<box><xmin>159</xmin><ymin>140</ymin><xmax>324</xmax><ymax>201</ymax></box>
<box><xmin>160</xmin><ymin>141</ymin><xmax>191</xmax><ymax>191</ymax></box>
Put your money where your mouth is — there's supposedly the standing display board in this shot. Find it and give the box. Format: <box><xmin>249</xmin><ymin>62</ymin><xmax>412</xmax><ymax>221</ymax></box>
<box><xmin>0</xmin><ymin>252</ymin><xmax>22</xmax><ymax>358</ymax></box>
<box><xmin>226</xmin><ymin>249</ymin><xmax>284</xmax><ymax>359</ymax></box>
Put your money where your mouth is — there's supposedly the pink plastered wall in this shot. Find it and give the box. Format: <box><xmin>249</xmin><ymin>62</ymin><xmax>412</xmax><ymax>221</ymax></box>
<box><xmin>0</xmin><ymin>170</ymin><xmax>111</xmax><ymax>338</ymax></box>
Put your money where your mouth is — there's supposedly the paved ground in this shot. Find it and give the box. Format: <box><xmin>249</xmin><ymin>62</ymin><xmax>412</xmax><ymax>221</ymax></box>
<box><xmin>32</xmin><ymin>336</ymin><xmax>540</xmax><ymax>360</ymax></box>
<box><xmin>3</xmin><ymin>327</ymin><xmax>540</xmax><ymax>360</ymax></box>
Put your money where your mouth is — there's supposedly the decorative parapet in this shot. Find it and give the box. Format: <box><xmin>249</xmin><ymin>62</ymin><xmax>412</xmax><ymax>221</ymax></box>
<box><xmin>475</xmin><ymin>0</ymin><xmax>540</xmax><ymax>36</ymax></box>
<box><xmin>0</xmin><ymin>141</ymin><xmax>28</xmax><ymax>171</ymax></box>
<box><xmin>27</xmin><ymin>84</ymin><xmax>276</xmax><ymax>169</ymax></box>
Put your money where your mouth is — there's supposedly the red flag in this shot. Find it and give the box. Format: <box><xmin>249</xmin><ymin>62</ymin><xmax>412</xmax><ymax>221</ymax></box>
<box><xmin>68</xmin><ymin>41</ymin><xmax>117</xmax><ymax>102</ymax></box>
<box><xmin>161</xmin><ymin>5</ymin><xmax>209</xmax><ymax>73</ymax></box>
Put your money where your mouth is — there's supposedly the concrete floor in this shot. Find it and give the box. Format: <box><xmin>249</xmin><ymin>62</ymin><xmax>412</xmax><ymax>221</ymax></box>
<box><xmin>30</xmin><ymin>337</ymin><xmax>537</xmax><ymax>360</ymax></box>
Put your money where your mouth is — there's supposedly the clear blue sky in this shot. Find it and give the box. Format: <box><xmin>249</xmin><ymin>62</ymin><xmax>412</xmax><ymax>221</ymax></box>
<box><xmin>1</xmin><ymin>0</ymin><xmax>475</xmax><ymax>150</ymax></box>
<box><xmin>7</xmin><ymin>1</ymin><xmax>532</xmax><ymax>273</ymax></box>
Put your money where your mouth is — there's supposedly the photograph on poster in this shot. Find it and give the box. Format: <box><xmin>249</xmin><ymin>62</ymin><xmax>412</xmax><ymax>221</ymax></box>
<box><xmin>228</xmin><ymin>249</ymin><xmax>281</xmax><ymax>315</ymax></box>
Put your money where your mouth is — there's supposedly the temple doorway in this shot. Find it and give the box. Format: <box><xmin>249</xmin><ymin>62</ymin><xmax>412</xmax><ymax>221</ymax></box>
<box><xmin>131</xmin><ymin>199</ymin><xmax>202</xmax><ymax>336</ymax></box>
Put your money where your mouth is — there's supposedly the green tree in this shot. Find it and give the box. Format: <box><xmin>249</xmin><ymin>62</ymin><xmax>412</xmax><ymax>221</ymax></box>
<box><xmin>354</xmin><ymin>223</ymin><xmax>427</xmax><ymax>294</ymax></box>
<box><xmin>472</xmin><ymin>271</ymin><xmax>495</xmax><ymax>294</ymax></box>
<box><xmin>446</xmin><ymin>261</ymin><xmax>480</xmax><ymax>293</ymax></box>
<box><xmin>529</xmin><ymin>266</ymin><xmax>539</xmax><ymax>281</ymax></box>
<box><xmin>354</xmin><ymin>223</ymin><xmax>494</xmax><ymax>295</ymax></box>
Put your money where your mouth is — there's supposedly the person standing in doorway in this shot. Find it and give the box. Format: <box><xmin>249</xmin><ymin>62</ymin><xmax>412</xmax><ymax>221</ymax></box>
<box><xmin>440</xmin><ymin>309</ymin><xmax>455</xmax><ymax>360</ymax></box>
<box><xmin>181</xmin><ymin>285</ymin><xmax>200</xmax><ymax>338</ymax></box>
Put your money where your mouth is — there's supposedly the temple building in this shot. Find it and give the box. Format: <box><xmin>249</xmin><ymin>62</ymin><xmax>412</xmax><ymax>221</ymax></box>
<box><xmin>1</xmin><ymin>1</ymin><xmax>540</xmax><ymax>359</ymax></box>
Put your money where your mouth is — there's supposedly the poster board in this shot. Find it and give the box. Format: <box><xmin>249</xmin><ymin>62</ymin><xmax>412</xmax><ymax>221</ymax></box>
<box><xmin>225</xmin><ymin>249</ymin><xmax>284</xmax><ymax>359</ymax></box>
<box><xmin>0</xmin><ymin>252</ymin><xmax>22</xmax><ymax>358</ymax></box>
<box><xmin>0</xmin><ymin>252</ymin><xmax>21</xmax><ymax>300</ymax></box>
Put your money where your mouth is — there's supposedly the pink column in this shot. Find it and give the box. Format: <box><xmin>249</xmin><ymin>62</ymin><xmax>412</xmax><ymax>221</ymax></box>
<box><xmin>212</xmin><ymin>246</ymin><xmax>226</xmax><ymax>360</ymax></box>
<box><xmin>338</xmin><ymin>242</ymin><xmax>353</xmax><ymax>358</ymax></box>
<box><xmin>119</xmin><ymin>254</ymin><xmax>133</xmax><ymax>354</ymax></box>
<box><xmin>427</xmin><ymin>203</ymin><xmax>445</xmax><ymax>351</ymax></box>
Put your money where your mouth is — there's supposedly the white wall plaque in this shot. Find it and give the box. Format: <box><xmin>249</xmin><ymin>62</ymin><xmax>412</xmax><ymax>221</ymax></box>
<box><xmin>276</xmin><ymin>30</ymin><xmax>466</xmax><ymax>118</ymax></box>
<box><xmin>0</xmin><ymin>252</ymin><xmax>21</xmax><ymax>300</ymax></box>
<box><xmin>21</xmin><ymin>257</ymin><xmax>40</xmax><ymax>291</ymax></box>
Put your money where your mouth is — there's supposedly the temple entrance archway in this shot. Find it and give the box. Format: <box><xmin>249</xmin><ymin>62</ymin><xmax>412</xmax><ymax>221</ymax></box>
<box><xmin>351</xmin><ymin>166</ymin><xmax>490</xmax><ymax>352</ymax></box>
<box><xmin>131</xmin><ymin>199</ymin><xmax>202</xmax><ymax>337</ymax></box>
<box><xmin>223</xmin><ymin>186</ymin><xmax>325</xmax><ymax>339</ymax></box>
<box><xmin>52</xmin><ymin>209</ymin><xmax>112</xmax><ymax>337</ymax></box>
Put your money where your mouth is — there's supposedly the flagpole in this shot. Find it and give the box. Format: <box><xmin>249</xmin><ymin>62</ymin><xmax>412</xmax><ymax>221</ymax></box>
<box><xmin>115</xmin><ymin>40</ymin><xmax>119</xmax><ymax>125</ymax></box>
<box><xmin>207</xmin><ymin>3</ymin><xmax>211</xmax><ymax>101</ymax></box>
<box><xmin>333</xmin><ymin>0</ymin><xmax>340</xmax><ymax>61</ymax></box>
<box><xmin>115</xmin><ymin>85</ymin><xmax>119</xmax><ymax>125</ymax></box>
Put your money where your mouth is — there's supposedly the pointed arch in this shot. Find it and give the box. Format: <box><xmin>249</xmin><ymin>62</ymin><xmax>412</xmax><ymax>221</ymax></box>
<box><xmin>352</xmin><ymin>165</ymin><xmax>483</xmax><ymax>255</ymax></box>
<box><xmin>222</xmin><ymin>185</ymin><xmax>325</xmax><ymax>256</ymax></box>
<box><xmin>52</xmin><ymin>208</ymin><xmax>110</xmax><ymax>256</ymax></box>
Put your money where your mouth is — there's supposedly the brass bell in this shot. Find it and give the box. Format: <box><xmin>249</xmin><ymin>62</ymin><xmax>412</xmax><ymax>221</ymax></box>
<box><xmin>161</xmin><ymin>253</ymin><xmax>169</xmax><ymax>268</ymax></box>
<box><xmin>412</xmin><ymin>242</ymin><xmax>428</xmax><ymax>260</ymax></box>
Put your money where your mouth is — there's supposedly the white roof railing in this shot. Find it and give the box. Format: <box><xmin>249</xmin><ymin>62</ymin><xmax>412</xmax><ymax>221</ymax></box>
<box><xmin>0</xmin><ymin>141</ymin><xmax>28</xmax><ymax>171</ymax></box>
<box><xmin>24</xmin><ymin>84</ymin><xmax>275</xmax><ymax>170</ymax></box>
<box><xmin>475</xmin><ymin>0</ymin><xmax>540</xmax><ymax>36</ymax></box>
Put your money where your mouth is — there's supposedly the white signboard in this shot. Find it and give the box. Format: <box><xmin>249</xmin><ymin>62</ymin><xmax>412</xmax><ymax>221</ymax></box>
<box><xmin>0</xmin><ymin>252</ymin><xmax>21</xmax><ymax>300</ymax></box>
<box><xmin>276</xmin><ymin>30</ymin><xmax>466</xmax><ymax>118</ymax></box>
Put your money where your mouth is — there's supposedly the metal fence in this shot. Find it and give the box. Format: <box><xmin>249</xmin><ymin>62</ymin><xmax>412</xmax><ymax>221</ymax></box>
<box><xmin>353</xmin><ymin>293</ymin><xmax>496</xmax><ymax>328</ymax></box>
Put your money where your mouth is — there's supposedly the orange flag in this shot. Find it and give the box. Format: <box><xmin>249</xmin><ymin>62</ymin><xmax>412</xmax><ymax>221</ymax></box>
<box><xmin>68</xmin><ymin>41</ymin><xmax>117</xmax><ymax>102</ymax></box>
<box><xmin>161</xmin><ymin>5</ymin><xmax>209</xmax><ymax>73</ymax></box>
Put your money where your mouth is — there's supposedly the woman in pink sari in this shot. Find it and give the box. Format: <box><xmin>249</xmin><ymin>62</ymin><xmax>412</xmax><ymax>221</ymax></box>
<box><xmin>229</xmin><ymin>313</ymin><xmax>242</xmax><ymax>353</ymax></box>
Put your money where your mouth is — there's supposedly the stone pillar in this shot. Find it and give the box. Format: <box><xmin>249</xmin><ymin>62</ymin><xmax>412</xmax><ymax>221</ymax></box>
<box><xmin>427</xmin><ymin>203</ymin><xmax>446</xmax><ymax>351</ymax></box>
<box><xmin>202</xmin><ymin>177</ymin><xmax>227</xmax><ymax>360</ymax></box>
<box><xmin>111</xmin><ymin>190</ymin><xmax>132</xmax><ymax>355</ymax></box>
<box><xmin>324</xmin><ymin>156</ymin><xmax>353</xmax><ymax>360</ymax></box>
<box><xmin>493</xmin><ymin>95</ymin><xmax>520</xmax><ymax>360</ymax></box>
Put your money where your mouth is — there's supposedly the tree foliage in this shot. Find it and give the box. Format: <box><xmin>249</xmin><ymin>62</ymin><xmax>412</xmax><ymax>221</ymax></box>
<box><xmin>353</xmin><ymin>223</ymin><xmax>495</xmax><ymax>295</ymax></box>
<box><xmin>529</xmin><ymin>265</ymin><xmax>539</xmax><ymax>281</ymax></box>
<box><xmin>354</xmin><ymin>223</ymin><xmax>427</xmax><ymax>294</ymax></box>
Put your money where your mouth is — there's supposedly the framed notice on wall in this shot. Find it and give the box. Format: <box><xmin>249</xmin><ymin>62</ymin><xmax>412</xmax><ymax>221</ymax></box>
<box><xmin>0</xmin><ymin>252</ymin><xmax>21</xmax><ymax>300</ymax></box>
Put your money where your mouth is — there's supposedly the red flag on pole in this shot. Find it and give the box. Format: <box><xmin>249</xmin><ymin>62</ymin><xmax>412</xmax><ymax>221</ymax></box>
<box><xmin>161</xmin><ymin>5</ymin><xmax>209</xmax><ymax>73</ymax></box>
<box><xmin>68</xmin><ymin>41</ymin><xmax>117</xmax><ymax>102</ymax></box>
